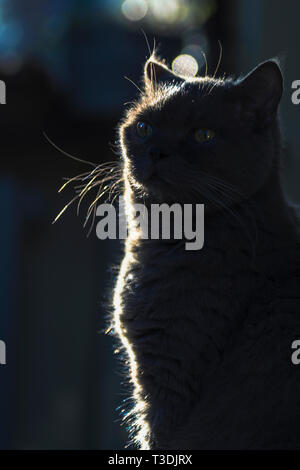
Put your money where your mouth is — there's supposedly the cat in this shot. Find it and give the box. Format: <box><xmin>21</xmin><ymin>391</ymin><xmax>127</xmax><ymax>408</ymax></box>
<box><xmin>112</xmin><ymin>54</ymin><xmax>300</xmax><ymax>449</ymax></box>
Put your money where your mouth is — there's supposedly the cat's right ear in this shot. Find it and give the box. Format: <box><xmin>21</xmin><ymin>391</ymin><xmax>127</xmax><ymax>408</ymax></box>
<box><xmin>144</xmin><ymin>59</ymin><xmax>183</xmax><ymax>89</ymax></box>
<box><xmin>234</xmin><ymin>60</ymin><xmax>283</xmax><ymax>125</ymax></box>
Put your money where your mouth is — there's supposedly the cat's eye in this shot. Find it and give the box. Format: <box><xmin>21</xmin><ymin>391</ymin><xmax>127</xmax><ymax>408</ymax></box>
<box><xmin>194</xmin><ymin>129</ymin><xmax>216</xmax><ymax>143</ymax></box>
<box><xmin>136</xmin><ymin>121</ymin><xmax>153</xmax><ymax>138</ymax></box>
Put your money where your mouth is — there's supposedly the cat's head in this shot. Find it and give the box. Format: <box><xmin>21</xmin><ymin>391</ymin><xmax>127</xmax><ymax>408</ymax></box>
<box><xmin>119</xmin><ymin>56</ymin><xmax>283</xmax><ymax>207</ymax></box>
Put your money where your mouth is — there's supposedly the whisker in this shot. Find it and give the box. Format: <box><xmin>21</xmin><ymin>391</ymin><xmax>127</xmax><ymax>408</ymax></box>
<box><xmin>83</xmin><ymin>181</ymin><xmax>116</xmax><ymax>228</ymax></box>
<box><xmin>55</xmin><ymin>154</ymin><xmax>122</xmax><ymax>235</ymax></box>
<box><xmin>78</xmin><ymin>173</ymin><xmax>122</xmax><ymax>216</ymax></box>
<box><xmin>109</xmin><ymin>177</ymin><xmax>124</xmax><ymax>201</ymax></box>
<box><xmin>76</xmin><ymin>182</ymin><xmax>102</xmax><ymax>215</ymax></box>
<box><xmin>199</xmin><ymin>50</ymin><xmax>208</xmax><ymax>91</ymax></box>
<box><xmin>202</xmin><ymin>50</ymin><xmax>208</xmax><ymax>77</ymax></box>
<box><xmin>124</xmin><ymin>76</ymin><xmax>142</xmax><ymax>94</ymax></box>
<box><xmin>59</xmin><ymin>162</ymin><xmax>120</xmax><ymax>193</ymax></box>
<box><xmin>111</xmin><ymin>188</ymin><xmax>123</xmax><ymax>206</ymax></box>
<box><xmin>141</xmin><ymin>28</ymin><xmax>152</xmax><ymax>58</ymax></box>
<box><xmin>82</xmin><ymin>162</ymin><xmax>120</xmax><ymax>180</ymax></box>
<box><xmin>43</xmin><ymin>132</ymin><xmax>97</xmax><ymax>167</ymax></box>
<box><xmin>212</xmin><ymin>40</ymin><xmax>222</xmax><ymax>80</ymax></box>
<box><xmin>53</xmin><ymin>193</ymin><xmax>81</xmax><ymax>224</ymax></box>
<box><xmin>59</xmin><ymin>171</ymin><xmax>93</xmax><ymax>192</ymax></box>
<box><xmin>207</xmin><ymin>80</ymin><xmax>218</xmax><ymax>96</ymax></box>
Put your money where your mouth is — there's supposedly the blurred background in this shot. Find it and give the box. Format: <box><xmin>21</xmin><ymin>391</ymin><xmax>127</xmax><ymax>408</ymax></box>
<box><xmin>0</xmin><ymin>0</ymin><xmax>300</xmax><ymax>450</ymax></box>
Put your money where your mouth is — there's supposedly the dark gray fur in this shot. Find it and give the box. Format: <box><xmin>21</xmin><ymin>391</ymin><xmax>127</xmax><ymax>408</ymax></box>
<box><xmin>114</xmin><ymin>58</ymin><xmax>300</xmax><ymax>449</ymax></box>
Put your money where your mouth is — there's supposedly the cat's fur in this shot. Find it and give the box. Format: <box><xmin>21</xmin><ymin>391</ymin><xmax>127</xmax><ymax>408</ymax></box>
<box><xmin>112</xmin><ymin>55</ymin><xmax>300</xmax><ymax>449</ymax></box>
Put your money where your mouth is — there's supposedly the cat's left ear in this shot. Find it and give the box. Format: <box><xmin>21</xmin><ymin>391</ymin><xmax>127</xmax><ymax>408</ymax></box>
<box><xmin>235</xmin><ymin>60</ymin><xmax>283</xmax><ymax>124</ymax></box>
<box><xmin>144</xmin><ymin>58</ymin><xmax>183</xmax><ymax>88</ymax></box>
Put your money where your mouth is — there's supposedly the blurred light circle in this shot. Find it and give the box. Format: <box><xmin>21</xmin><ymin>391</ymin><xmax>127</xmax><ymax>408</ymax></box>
<box><xmin>172</xmin><ymin>54</ymin><xmax>198</xmax><ymax>77</ymax></box>
<box><xmin>150</xmin><ymin>0</ymin><xmax>180</xmax><ymax>23</ymax></box>
<box><xmin>182</xmin><ymin>44</ymin><xmax>207</xmax><ymax>71</ymax></box>
<box><xmin>122</xmin><ymin>0</ymin><xmax>148</xmax><ymax>22</ymax></box>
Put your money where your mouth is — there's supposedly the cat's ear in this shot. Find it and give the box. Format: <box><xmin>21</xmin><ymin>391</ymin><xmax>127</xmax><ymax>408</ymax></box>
<box><xmin>144</xmin><ymin>58</ymin><xmax>183</xmax><ymax>88</ymax></box>
<box><xmin>235</xmin><ymin>60</ymin><xmax>283</xmax><ymax>124</ymax></box>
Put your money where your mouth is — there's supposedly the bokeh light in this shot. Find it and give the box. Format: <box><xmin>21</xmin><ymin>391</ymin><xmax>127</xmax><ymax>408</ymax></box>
<box><xmin>182</xmin><ymin>44</ymin><xmax>207</xmax><ymax>72</ymax></box>
<box><xmin>149</xmin><ymin>0</ymin><xmax>181</xmax><ymax>23</ymax></box>
<box><xmin>172</xmin><ymin>54</ymin><xmax>198</xmax><ymax>77</ymax></box>
<box><xmin>121</xmin><ymin>0</ymin><xmax>148</xmax><ymax>22</ymax></box>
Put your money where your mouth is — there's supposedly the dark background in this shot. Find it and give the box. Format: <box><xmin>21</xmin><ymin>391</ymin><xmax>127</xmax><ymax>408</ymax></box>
<box><xmin>0</xmin><ymin>0</ymin><xmax>300</xmax><ymax>450</ymax></box>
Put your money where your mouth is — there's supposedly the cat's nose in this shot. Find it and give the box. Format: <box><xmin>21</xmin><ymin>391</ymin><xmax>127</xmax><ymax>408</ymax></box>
<box><xmin>148</xmin><ymin>146</ymin><xmax>170</xmax><ymax>162</ymax></box>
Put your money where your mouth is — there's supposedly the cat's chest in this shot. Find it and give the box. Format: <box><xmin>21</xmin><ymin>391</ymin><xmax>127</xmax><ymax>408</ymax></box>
<box><xmin>118</xmin><ymin>245</ymin><xmax>262</xmax><ymax>358</ymax></box>
<box><xmin>121</xmin><ymin>244</ymin><xmax>257</xmax><ymax>320</ymax></box>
